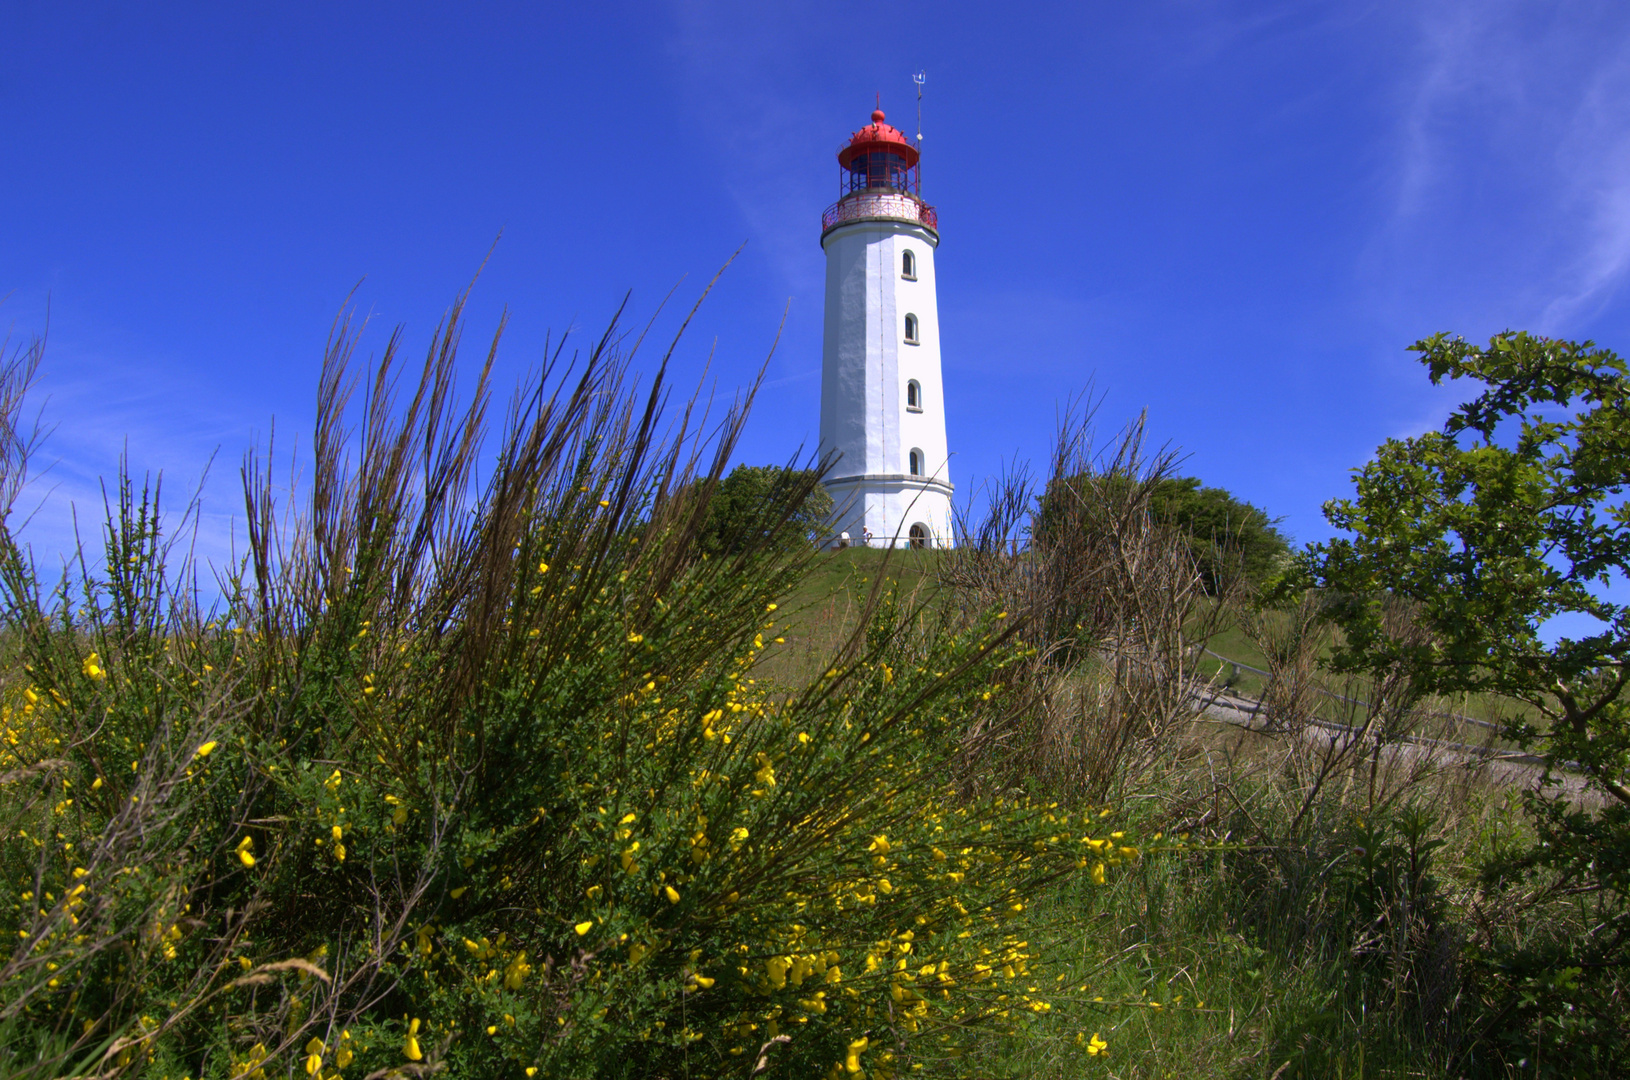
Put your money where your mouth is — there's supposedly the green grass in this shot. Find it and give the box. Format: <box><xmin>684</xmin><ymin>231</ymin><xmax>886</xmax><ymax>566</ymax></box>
<box><xmin>1193</xmin><ymin>601</ymin><xmax>1535</xmax><ymax>739</ymax></box>
<box><xmin>754</xmin><ymin>546</ymin><xmax>944</xmax><ymax>687</ymax></box>
<box><xmin>1196</xmin><ymin>618</ymin><xmax>1275</xmax><ymax>698</ymax></box>
<box><xmin>964</xmin><ymin>746</ymin><xmax>1537</xmax><ymax>1079</ymax></box>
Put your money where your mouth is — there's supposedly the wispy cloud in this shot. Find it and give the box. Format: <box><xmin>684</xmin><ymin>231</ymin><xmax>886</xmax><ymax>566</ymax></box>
<box><xmin>12</xmin><ymin>348</ymin><xmax>256</xmax><ymax>583</ymax></box>
<box><xmin>1543</xmin><ymin>49</ymin><xmax>1630</xmax><ymax>327</ymax></box>
<box><xmin>663</xmin><ymin>2</ymin><xmax>837</xmax><ymax>297</ymax></box>
<box><xmin>1387</xmin><ymin>1</ymin><xmax>1630</xmax><ymax>333</ymax></box>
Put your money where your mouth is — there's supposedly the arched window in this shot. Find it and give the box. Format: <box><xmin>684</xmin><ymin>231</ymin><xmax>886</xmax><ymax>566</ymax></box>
<box><xmin>901</xmin><ymin>249</ymin><xmax>917</xmax><ymax>280</ymax></box>
<box><xmin>906</xmin><ymin>379</ymin><xmax>922</xmax><ymax>411</ymax></box>
<box><xmin>903</xmin><ymin>314</ymin><xmax>919</xmax><ymax>344</ymax></box>
<box><xmin>908</xmin><ymin>523</ymin><xmax>929</xmax><ymax>549</ymax></box>
<box><xmin>908</xmin><ymin>449</ymin><xmax>923</xmax><ymax>476</ymax></box>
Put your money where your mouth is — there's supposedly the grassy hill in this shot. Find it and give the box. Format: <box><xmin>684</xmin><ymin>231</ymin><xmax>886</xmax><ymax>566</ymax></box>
<box><xmin>755</xmin><ymin>546</ymin><xmax>944</xmax><ymax>687</ymax></box>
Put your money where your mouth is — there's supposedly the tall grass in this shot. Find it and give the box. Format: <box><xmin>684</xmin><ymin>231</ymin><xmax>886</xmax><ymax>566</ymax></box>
<box><xmin>0</xmin><ymin>288</ymin><xmax>1140</xmax><ymax>1079</ymax></box>
<box><xmin>2</xmin><ymin>285</ymin><xmax>1624</xmax><ymax>1078</ymax></box>
<box><xmin>943</xmin><ymin>405</ymin><xmax>1232</xmax><ymax>803</ymax></box>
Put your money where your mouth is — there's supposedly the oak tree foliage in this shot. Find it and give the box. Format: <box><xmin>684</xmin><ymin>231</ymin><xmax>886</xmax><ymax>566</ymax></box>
<box><xmin>1313</xmin><ymin>331</ymin><xmax>1630</xmax><ymax>808</ymax></box>
<box><xmin>1309</xmin><ymin>331</ymin><xmax>1630</xmax><ymax>1064</ymax></box>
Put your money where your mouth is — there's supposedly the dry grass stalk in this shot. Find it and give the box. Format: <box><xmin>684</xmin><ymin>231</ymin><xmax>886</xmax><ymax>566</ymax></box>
<box><xmin>944</xmin><ymin>402</ymin><xmax>1232</xmax><ymax>801</ymax></box>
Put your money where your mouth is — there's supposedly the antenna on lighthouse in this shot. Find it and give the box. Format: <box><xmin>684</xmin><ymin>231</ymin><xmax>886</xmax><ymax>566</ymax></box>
<box><xmin>913</xmin><ymin>71</ymin><xmax>926</xmax><ymax>145</ymax></box>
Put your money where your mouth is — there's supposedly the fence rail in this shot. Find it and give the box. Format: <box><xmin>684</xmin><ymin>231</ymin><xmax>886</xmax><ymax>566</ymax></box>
<box><xmin>822</xmin><ymin>192</ymin><xmax>938</xmax><ymax>233</ymax></box>
<box><xmin>1199</xmin><ymin>646</ymin><xmax>1506</xmax><ymax>734</ymax></box>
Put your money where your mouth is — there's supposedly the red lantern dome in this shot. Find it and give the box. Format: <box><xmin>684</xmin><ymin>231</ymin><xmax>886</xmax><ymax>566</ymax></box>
<box><xmin>837</xmin><ymin>109</ymin><xmax>920</xmax><ymax>171</ymax></box>
<box><xmin>821</xmin><ymin>106</ymin><xmax>937</xmax><ymax>238</ymax></box>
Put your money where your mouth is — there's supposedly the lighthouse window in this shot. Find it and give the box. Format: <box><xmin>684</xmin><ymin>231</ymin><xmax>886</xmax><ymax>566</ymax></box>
<box><xmin>906</xmin><ymin>380</ymin><xmax>922</xmax><ymax>412</ymax></box>
<box><xmin>909</xmin><ymin>449</ymin><xmax>923</xmax><ymax>476</ymax></box>
<box><xmin>901</xmin><ymin>250</ymin><xmax>917</xmax><ymax>280</ymax></box>
<box><xmin>909</xmin><ymin>523</ymin><xmax>930</xmax><ymax>549</ymax></box>
<box><xmin>903</xmin><ymin>314</ymin><xmax>919</xmax><ymax>344</ymax></box>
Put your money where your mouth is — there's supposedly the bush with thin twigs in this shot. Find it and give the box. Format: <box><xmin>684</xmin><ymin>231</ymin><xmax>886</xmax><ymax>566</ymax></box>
<box><xmin>0</xmin><ymin>289</ymin><xmax>1139</xmax><ymax>1080</ymax></box>
<box><xmin>941</xmin><ymin>404</ymin><xmax>1231</xmax><ymax>803</ymax></box>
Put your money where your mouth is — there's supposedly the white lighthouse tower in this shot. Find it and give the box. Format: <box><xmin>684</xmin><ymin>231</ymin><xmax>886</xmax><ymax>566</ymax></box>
<box><xmin>818</xmin><ymin>107</ymin><xmax>954</xmax><ymax>549</ymax></box>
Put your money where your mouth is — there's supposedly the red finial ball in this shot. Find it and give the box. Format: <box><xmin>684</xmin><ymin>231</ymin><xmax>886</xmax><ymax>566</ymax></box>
<box><xmin>871</xmin><ymin>109</ymin><xmax>885</xmax><ymax>124</ymax></box>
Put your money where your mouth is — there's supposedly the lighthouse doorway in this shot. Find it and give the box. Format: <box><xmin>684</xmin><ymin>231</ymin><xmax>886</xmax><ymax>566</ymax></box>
<box><xmin>908</xmin><ymin>523</ymin><xmax>929</xmax><ymax>549</ymax></box>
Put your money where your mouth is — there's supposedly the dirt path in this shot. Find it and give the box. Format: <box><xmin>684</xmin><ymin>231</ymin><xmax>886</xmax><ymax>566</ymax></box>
<box><xmin>1193</xmin><ymin>687</ymin><xmax>1597</xmax><ymax>802</ymax></box>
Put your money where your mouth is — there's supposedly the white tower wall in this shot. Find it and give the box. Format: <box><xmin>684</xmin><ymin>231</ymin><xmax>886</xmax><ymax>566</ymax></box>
<box><xmin>819</xmin><ymin>217</ymin><xmax>954</xmax><ymax>548</ymax></box>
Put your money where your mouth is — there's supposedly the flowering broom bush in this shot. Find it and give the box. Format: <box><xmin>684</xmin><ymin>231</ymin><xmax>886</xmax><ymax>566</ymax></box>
<box><xmin>0</xmin><ymin>295</ymin><xmax>1127</xmax><ymax>1078</ymax></box>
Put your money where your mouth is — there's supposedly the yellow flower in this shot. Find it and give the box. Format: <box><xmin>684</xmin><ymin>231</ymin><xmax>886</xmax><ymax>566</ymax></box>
<box><xmin>450</xmin><ymin>886</ymin><xmax>468</xmax><ymax>899</ymax></box>
<box><xmin>867</xmin><ymin>835</ymin><xmax>891</xmax><ymax>857</ymax></box>
<box><xmin>753</xmin><ymin>754</ymin><xmax>776</xmax><ymax>788</ymax></box>
<box><xmin>504</xmin><ymin>952</ymin><xmax>532</xmax><ymax>990</ymax></box>
<box><xmin>845</xmin><ymin>1036</ymin><xmax>869</xmax><ymax>1073</ymax></box>
<box><xmin>82</xmin><ymin>653</ymin><xmax>106</xmax><ymax>681</ymax></box>
<box><xmin>1086</xmin><ymin>1032</ymin><xmax>1108</xmax><ymax>1056</ymax></box>
<box><xmin>575</xmin><ymin>921</ymin><xmax>594</xmax><ymax>935</ymax></box>
<box><xmin>1091</xmin><ymin>862</ymin><xmax>1106</xmax><ymax>886</ymax></box>
<box><xmin>194</xmin><ymin>741</ymin><xmax>218</xmax><ymax>759</ymax></box>
<box><xmin>334</xmin><ymin>1032</ymin><xmax>354</xmax><ymax>1068</ymax></box>
<box><xmin>303</xmin><ymin>1037</ymin><xmax>324</xmax><ymax>1075</ymax></box>
<box><xmin>664</xmin><ymin>885</ymin><xmax>680</xmax><ymax>904</ymax></box>
<box><xmin>235</xmin><ymin>836</ymin><xmax>255</xmax><ymax>868</ymax></box>
<box><xmin>404</xmin><ymin>1018</ymin><xmax>423</xmax><ymax>1061</ymax></box>
<box><xmin>691</xmin><ymin>974</ymin><xmax>715</xmax><ymax>989</ymax></box>
<box><xmin>627</xmin><ymin>632</ymin><xmax>644</xmax><ymax>644</ymax></box>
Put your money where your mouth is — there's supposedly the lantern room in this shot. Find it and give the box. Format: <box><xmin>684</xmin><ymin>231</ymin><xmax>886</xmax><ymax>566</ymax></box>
<box><xmin>837</xmin><ymin>109</ymin><xmax>921</xmax><ymax>197</ymax></box>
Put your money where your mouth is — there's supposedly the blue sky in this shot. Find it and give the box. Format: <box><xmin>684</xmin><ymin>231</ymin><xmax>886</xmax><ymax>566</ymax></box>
<box><xmin>6</xmin><ymin>1</ymin><xmax>1630</xmax><ymax>575</ymax></box>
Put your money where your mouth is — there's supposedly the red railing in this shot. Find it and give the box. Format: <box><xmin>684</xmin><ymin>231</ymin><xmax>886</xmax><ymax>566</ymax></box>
<box><xmin>822</xmin><ymin>192</ymin><xmax>938</xmax><ymax>234</ymax></box>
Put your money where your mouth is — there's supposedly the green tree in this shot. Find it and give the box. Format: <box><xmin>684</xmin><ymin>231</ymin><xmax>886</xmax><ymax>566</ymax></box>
<box><xmin>1041</xmin><ymin>473</ymin><xmax>1288</xmax><ymax>592</ymax></box>
<box><xmin>696</xmin><ymin>463</ymin><xmax>833</xmax><ymax>557</ymax></box>
<box><xmin>1309</xmin><ymin>330</ymin><xmax>1630</xmax><ymax>1069</ymax></box>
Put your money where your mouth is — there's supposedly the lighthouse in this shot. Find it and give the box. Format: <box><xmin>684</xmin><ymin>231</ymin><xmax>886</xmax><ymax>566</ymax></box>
<box><xmin>818</xmin><ymin>107</ymin><xmax>954</xmax><ymax>549</ymax></box>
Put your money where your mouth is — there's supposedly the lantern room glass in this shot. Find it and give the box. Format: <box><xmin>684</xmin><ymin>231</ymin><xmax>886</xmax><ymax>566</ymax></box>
<box><xmin>846</xmin><ymin>150</ymin><xmax>916</xmax><ymax>195</ymax></box>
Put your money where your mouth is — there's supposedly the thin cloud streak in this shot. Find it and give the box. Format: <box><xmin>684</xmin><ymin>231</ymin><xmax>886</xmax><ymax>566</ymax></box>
<box><xmin>1384</xmin><ymin>2</ymin><xmax>1630</xmax><ymax>336</ymax></box>
<box><xmin>1542</xmin><ymin>46</ymin><xmax>1630</xmax><ymax>328</ymax></box>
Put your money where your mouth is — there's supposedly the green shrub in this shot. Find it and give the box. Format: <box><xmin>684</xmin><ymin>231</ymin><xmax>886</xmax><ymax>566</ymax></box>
<box><xmin>693</xmin><ymin>464</ymin><xmax>833</xmax><ymax>557</ymax></box>
<box><xmin>0</xmin><ymin>296</ymin><xmax>1118</xmax><ymax>1078</ymax></box>
<box><xmin>1038</xmin><ymin>474</ymin><xmax>1288</xmax><ymax>594</ymax></box>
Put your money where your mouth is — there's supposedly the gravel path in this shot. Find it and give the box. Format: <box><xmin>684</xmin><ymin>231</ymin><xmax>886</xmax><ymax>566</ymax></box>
<box><xmin>1193</xmin><ymin>687</ymin><xmax>1598</xmax><ymax>802</ymax></box>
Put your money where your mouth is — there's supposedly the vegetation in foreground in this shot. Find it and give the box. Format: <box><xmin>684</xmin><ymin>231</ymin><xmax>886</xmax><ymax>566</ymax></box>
<box><xmin>0</xmin><ymin>293</ymin><xmax>1625</xmax><ymax>1079</ymax></box>
<box><xmin>0</xmin><ymin>297</ymin><xmax>1142</xmax><ymax>1080</ymax></box>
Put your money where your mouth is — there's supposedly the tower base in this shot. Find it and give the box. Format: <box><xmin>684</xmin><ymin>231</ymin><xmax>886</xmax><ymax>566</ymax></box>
<box><xmin>823</xmin><ymin>474</ymin><xmax>954</xmax><ymax>550</ymax></box>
